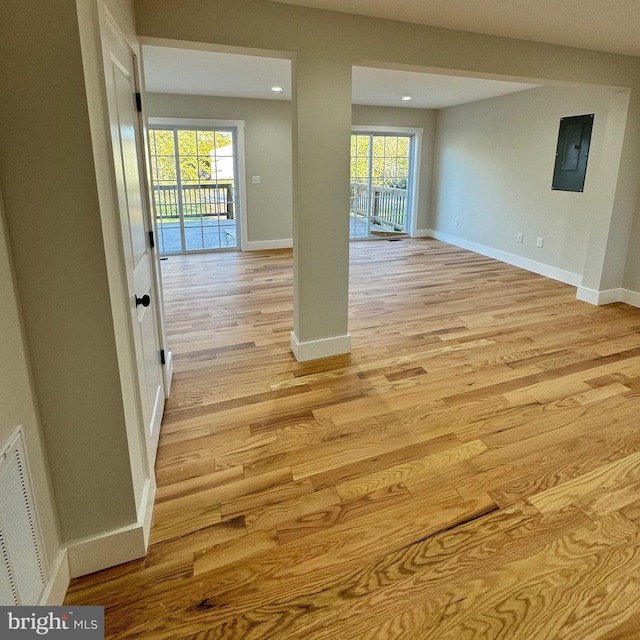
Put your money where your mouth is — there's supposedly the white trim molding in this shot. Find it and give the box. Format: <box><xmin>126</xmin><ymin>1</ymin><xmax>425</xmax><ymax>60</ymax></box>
<box><xmin>426</xmin><ymin>230</ymin><xmax>640</xmax><ymax>308</ymax></box>
<box><xmin>351</xmin><ymin>125</ymin><xmax>423</xmax><ymax>239</ymax></box>
<box><xmin>141</xmin><ymin>475</ymin><xmax>157</xmax><ymax>549</ymax></box>
<box><xmin>429</xmin><ymin>230</ymin><xmax>582</xmax><ymax>287</ymax></box>
<box><xmin>66</xmin><ymin>522</ymin><xmax>147</xmax><ymax>579</ymax></box>
<box><xmin>148</xmin><ymin>117</ymin><xmax>246</xmax><ymax>129</ymax></box>
<box><xmin>576</xmin><ymin>286</ymin><xmax>619</xmax><ymax>305</ymax></box>
<box><xmin>38</xmin><ymin>550</ymin><xmax>70</xmax><ymax>606</ymax></box>
<box><xmin>163</xmin><ymin>348</ymin><xmax>174</xmax><ymax>397</ymax></box>
<box><xmin>244</xmin><ymin>238</ymin><xmax>293</xmax><ymax>251</ymax></box>
<box><xmin>147</xmin><ymin>117</ymin><xmax>248</xmax><ymax>251</ymax></box>
<box><xmin>351</xmin><ymin>125</ymin><xmax>424</xmax><ymax>135</ymax></box>
<box><xmin>576</xmin><ymin>286</ymin><xmax>601</xmax><ymax>305</ymax></box>
<box><xmin>66</xmin><ymin>476</ymin><xmax>155</xmax><ymax>578</ymax></box>
<box><xmin>290</xmin><ymin>332</ymin><xmax>351</xmax><ymax>362</ymax></box>
<box><xmin>621</xmin><ymin>289</ymin><xmax>640</xmax><ymax>308</ymax></box>
<box><xmin>577</xmin><ymin>287</ymin><xmax>640</xmax><ymax>307</ymax></box>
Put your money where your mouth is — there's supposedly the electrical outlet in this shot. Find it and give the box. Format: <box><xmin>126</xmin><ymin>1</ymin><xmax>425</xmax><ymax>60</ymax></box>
<box><xmin>537</xmin><ymin>237</ymin><xmax>544</xmax><ymax>248</ymax></box>
<box><xmin>454</xmin><ymin>218</ymin><xmax>459</xmax><ymax>227</ymax></box>
<box><xmin>517</xmin><ymin>232</ymin><xmax>524</xmax><ymax>243</ymax></box>
<box><xmin>252</xmin><ymin>176</ymin><xmax>261</xmax><ymax>184</ymax></box>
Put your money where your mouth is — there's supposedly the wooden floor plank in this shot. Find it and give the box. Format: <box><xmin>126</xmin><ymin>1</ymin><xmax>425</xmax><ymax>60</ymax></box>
<box><xmin>334</xmin><ymin>438</ymin><xmax>487</xmax><ymax>501</ymax></box>
<box><xmin>434</xmin><ymin>516</ymin><xmax>640</xmax><ymax>640</ymax></box>
<box><xmin>367</xmin><ymin>513</ymin><xmax>639</xmax><ymax>640</ymax></box>
<box><xmin>284</xmin><ymin>505</ymin><xmax>594</xmax><ymax>640</ymax></box>
<box><xmin>529</xmin><ymin>450</ymin><xmax>640</xmax><ymax>514</ymax></box>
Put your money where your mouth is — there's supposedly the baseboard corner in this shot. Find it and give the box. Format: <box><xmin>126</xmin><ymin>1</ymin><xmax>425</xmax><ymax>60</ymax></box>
<box><xmin>66</xmin><ymin>521</ymin><xmax>147</xmax><ymax>579</ymax></box>
<box><xmin>620</xmin><ymin>288</ymin><xmax>640</xmax><ymax>308</ymax></box>
<box><xmin>290</xmin><ymin>332</ymin><xmax>351</xmax><ymax>362</ymax></box>
<box><xmin>38</xmin><ymin>548</ymin><xmax>70</xmax><ymax>606</ymax></box>
<box><xmin>577</xmin><ymin>286</ymin><xmax>622</xmax><ymax>305</ymax></box>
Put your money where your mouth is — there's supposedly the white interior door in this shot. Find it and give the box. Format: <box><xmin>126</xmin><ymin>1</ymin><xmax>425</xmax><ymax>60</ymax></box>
<box><xmin>104</xmin><ymin>21</ymin><xmax>164</xmax><ymax>468</ymax></box>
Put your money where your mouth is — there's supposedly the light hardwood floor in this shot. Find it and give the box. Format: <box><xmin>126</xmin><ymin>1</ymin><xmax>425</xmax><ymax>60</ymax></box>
<box><xmin>66</xmin><ymin>238</ymin><xmax>640</xmax><ymax>639</ymax></box>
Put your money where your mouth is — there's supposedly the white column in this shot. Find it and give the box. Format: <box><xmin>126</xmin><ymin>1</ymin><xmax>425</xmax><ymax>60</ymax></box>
<box><xmin>291</xmin><ymin>52</ymin><xmax>352</xmax><ymax>361</ymax></box>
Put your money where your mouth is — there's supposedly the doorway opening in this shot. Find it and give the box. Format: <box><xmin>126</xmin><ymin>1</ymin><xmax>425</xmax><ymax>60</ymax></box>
<box><xmin>349</xmin><ymin>131</ymin><xmax>418</xmax><ymax>239</ymax></box>
<box><xmin>148</xmin><ymin>126</ymin><xmax>240</xmax><ymax>254</ymax></box>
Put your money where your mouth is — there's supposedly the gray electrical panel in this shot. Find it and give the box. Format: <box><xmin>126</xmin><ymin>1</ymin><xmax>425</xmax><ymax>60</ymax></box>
<box><xmin>552</xmin><ymin>114</ymin><xmax>594</xmax><ymax>193</ymax></box>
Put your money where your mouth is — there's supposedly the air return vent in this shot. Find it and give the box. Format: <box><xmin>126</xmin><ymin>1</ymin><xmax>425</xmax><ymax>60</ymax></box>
<box><xmin>0</xmin><ymin>427</ymin><xmax>47</xmax><ymax>605</ymax></box>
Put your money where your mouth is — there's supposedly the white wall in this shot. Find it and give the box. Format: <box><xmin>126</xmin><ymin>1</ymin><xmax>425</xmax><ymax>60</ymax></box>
<box><xmin>625</xmin><ymin>202</ymin><xmax>640</xmax><ymax>293</ymax></box>
<box><xmin>136</xmin><ymin>0</ymin><xmax>640</xmax><ymax>306</ymax></box>
<box><xmin>0</xmin><ymin>192</ymin><xmax>62</xmax><ymax>599</ymax></box>
<box><xmin>146</xmin><ymin>83</ymin><xmax>631</xmax><ymax>292</ymax></box>
<box><xmin>145</xmin><ymin>93</ymin><xmax>294</xmax><ymax>244</ymax></box>
<box><xmin>145</xmin><ymin>95</ymin><xmax>437</xmax><ymax>244</ymax></box>
<box><xmin>430</xmin><ymin>85</ymin><xmax>623</xmax><ymax>283</ymax></box>
<box><xmin>0</xmin><ymin>0</ymin><xmax>139</xmax><ymax>546</ymax></box>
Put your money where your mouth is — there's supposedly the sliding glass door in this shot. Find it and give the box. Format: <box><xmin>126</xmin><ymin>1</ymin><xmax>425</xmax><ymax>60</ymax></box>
<box><xmin>350</xmin><ymin>133</ymin><xmax>414</xmax><ymax>239</ymax></box>
<box><xmin>149</xmin><ymin>127</ymin><xmax>239</xmax><ymax>254</ymax></box>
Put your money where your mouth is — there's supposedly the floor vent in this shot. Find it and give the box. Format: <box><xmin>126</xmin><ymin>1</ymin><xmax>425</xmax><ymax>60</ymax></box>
<box><xmin>0</xmin><ymin>427</ymin><xmax>47</xmax><ymax>605</ymax></box>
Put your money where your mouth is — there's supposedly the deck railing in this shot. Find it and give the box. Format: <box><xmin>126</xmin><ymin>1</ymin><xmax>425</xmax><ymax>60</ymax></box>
<box><xmin>153</xmin><ymin>181</ymin><xmax>407</xmax><ymax>231</ymax></box>
<box><xmin>153</xmin><ymin>183</ymin><xmax>235</xmax><ymax>220</ymax></box>
<box><xmin>350</xmin><ymin>182</ymin><xmax>407</xmax><ymax>232</ymax></box>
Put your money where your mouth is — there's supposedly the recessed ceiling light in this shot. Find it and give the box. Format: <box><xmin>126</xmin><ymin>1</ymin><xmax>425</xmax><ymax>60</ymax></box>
<box><xmin>401</xmin><ymin>94</ymin><xmax>413</xmax><ymax>102</ymax></box>
<box><xmin>271</xmin><ymin>86</ymin><xmax>284</xmax><ymax>93</ymax></box>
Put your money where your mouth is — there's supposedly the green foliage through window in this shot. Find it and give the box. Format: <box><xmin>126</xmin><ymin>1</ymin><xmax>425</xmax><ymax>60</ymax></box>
<box><xmin>149</xmin><ymin>128</ymin><xmax>234</xmax><ymax>184</ymax></box>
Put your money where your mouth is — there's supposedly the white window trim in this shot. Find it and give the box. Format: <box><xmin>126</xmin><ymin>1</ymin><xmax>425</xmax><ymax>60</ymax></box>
<box><xmin>350</xmin><ymin>126</ymin><xmax>423</xmax><ymax>238</ymax></box>
<box><xmin>147</xmin><ymin>117</ymin><xmax>248</xmax><ymax>250</ymax></box>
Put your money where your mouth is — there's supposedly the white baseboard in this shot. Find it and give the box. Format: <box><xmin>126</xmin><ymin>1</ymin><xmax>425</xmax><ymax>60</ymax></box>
<box><xmin>43</xmin><ymin>480</ymin><xmax>156</xmax><ymax>604</ymax></box>
<box><xmin>577</xmin><ymin>286</ymin><xmax>621</xmax><ymax>305</ymax></box>
<box><xmin>576</xmin><ymin>286</ymin><xmax>601</xmax><ymax>305</ymax></box>
<box><xmin>66</xmin><ymin>477</ymin><xmax>155</xmax><ymax>578</ymax></box>
<box><xmin>66</xmin><ymin>522</ymin><xmax>147</xmax><ymax>579</ymax></box>
<box><xmin>383</xmin><ymin>229</ymin><xmax>640</xmax><ymax>310</ymax></box>
<box><xmin>576</xmin><ymin>287</ymin><xmax>640</xmax><ymax>307</ymax></box>
<box><xmin>597</xmin><ymin>289</ymin><xmax>621</xmax><ymax>304</ymax></box>
<box><xmin>244</xmin><ymin>239</ymin><xmax>293</xmax><ymax>251</ymax></box>
<box><xmin>290</xmin><ymin>332</ymin><xmax>351</xmax><ymax>362</ymax></box>
<box><xmin>141</xmin><ymin>476</ymin><xmax>156</xmax><ymax>550</ymax></box>
<box><xmin>621</xmin><ymin>289</ymin><xmax>640</xmax><ymax>308</ymax></box>
<box><xmin>562</xmin><ymin>286</ymin><xmax>640</xmax><ymax>308</ymax></box>
<box><xmin>429</xmin><ymin>230</ymin><xmax>582</xmax><ymax>287</ymax></box>
<box><xmin>38</xmin><ymin>549</ymin><xmax>70</xmax><ymax>606</ymax></box>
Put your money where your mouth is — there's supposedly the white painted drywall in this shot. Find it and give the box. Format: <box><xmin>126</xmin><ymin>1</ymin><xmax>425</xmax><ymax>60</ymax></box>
<box><xmin>0</xmin><ymin>192</ymin><xmax>61</xmax><ymax>576</ymax></box>
<box><xmin>0</xmin><ymin>0</ymin><xmax>139</xmax><ymax>543</ymax></box>
<box><xmin>136</xmin><ymin>0</ymin><xmax>640</xmax><ymax>337</ymax></box>
<box><xmin>145</xmin><ymin>94</ymin><xmax>294</xmax><ymax>243</ymax></box>
<box><xmin>430</xmin><ymin>85</ymin><xmax>621</xmax><ymax>279</ymax></box>
<box><xmin>145</xmin><ymin>95</ymin><xmax>437</xmax><ymax>244</ymax></box>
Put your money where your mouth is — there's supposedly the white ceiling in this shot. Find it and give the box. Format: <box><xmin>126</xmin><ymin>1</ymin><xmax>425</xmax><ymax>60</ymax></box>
<box><xmin>352</xmin><ymin>67</ymin><xmax>539</xmax><ymax>109</ymax></box>
<box><xmin>143</xmin><ymin>46</ymin><xmax>293</xmax><ymax>101</ymax></box>
<box><xmin>143</xmin><ymin>46</ymin><xmax>541</xmax><ymax>109</ymax></box>
<box><xmin>143</xmin><ymin>1</ymin><xmax>638</xmax><ymax>107</ymax></box>
<box><xmin>269</xmin><ymin>0</ymin><xmax>640</xmax><ymax>58</ymax></box>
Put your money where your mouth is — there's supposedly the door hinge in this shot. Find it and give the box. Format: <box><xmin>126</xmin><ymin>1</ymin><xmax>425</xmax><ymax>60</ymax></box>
<box><xmin>148</xmin><ymin>230</ymin><xmax>155</xmax><ymax>249</ymax></box>
<box><xmin>160</xmin><ymin>349</ymin><xmax>166</xmax><ymax>365</ymax></box>
<box><xmin>135</xmin><ymin>92</ymin><xmax>142</xmax><ymax>112</ymax></box>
